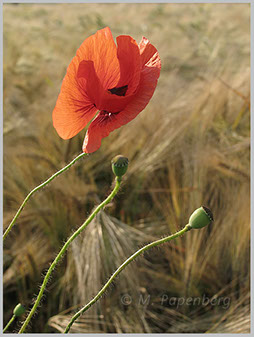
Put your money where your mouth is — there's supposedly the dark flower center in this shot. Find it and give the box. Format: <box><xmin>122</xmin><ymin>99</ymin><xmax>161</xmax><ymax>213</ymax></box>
<box><xmin>100</xmin><ymin>110</ymin><xmax>120</xmax><ymax>116</ymax></box>
<box><xmin>108</xmin><ymin>85</ymin><xmax>128</xmax><ymax>97</ymax></box>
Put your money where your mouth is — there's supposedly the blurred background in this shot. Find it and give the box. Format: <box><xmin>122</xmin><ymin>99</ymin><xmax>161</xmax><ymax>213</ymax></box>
<box><xmin>3</xmin><ymin>3</ymin><xmax>250</xmax><ymax>333</ymax></box>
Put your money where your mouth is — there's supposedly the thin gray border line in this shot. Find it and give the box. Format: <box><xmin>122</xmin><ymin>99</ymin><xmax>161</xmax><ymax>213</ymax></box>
<box><xmin>250</xmin><ymin>1</ymin><xmax>253</xmax><ymax>336</ymax></box>
<box><xmin>1</xmin><ymin>0</ymin><xmax>253</xmax><ymax>4</ymax></box>
<box><xmin>0</xmin><ymin>0</ymin><xmax>2</xmax><ymax>335</ymax></box>
<box><xmin>0</xmin><ymin>334</ymin><xmax>250</xmax><ymax>336</ymax></box>
<box><xmin>1</xmin><ymin>1</ymin><xmax>252</xmax><ymax>337</ymax></box>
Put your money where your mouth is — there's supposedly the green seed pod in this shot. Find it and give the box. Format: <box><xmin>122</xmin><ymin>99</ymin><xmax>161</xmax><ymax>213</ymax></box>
<box><xmin>111</xmin><ymin>155</ymin><xmax>129</xmax><ymax>177</ymax></box>
<box><xmin>189</xmin><ymin>206</ymin><xmax>214</xmax><ymax>229</ymax></box>
<box><xmin>13</xmin><ymin>303</ymin><xmax>25</xmax><ymax>317</ymax></box>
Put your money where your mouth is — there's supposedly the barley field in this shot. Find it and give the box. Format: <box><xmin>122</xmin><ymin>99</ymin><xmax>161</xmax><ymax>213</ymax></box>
<box><xmin>3</xmin><ymin>3</ymin><xmax>250</xmax><ymax>333</ymax></box>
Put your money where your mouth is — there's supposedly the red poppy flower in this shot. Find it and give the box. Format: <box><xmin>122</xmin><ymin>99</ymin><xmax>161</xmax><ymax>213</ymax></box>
<box><xmin>53</xmin><ymin>27</ymin><xmax>161</xmax><ymax>153</ymax></box>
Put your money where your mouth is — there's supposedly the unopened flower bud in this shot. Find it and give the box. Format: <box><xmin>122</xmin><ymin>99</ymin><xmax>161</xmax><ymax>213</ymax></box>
<box><xmin>13</xmin><ymin>303</ymin><xmax>25</xmax><ymax>317</ymax></box>
<box><xmin>111</xmin><ymin>155</ymin><xmax>129</xmax><ymax>177</ymax></box>
<box><xmin>189</xmin><ymin>206</ymin><xmax>214</xmax><ymax>229</ymax></box>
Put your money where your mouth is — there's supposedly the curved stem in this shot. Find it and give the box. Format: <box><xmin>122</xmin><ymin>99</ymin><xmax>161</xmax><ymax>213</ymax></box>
<box><xmin>64</xmin><ymin>224</ymin><xmax>192</xmax><ymax>333</ymax></box>
<box><xmin>3</xmin><ymin>315</ymin><xmax>16</xmax><ymax>333</ymax></box>
<box><xmin>18</xmin><ymin>176</ymin><xmax>122</xmax><ymax>334</ymax></box>
<box><xmin>3</xmin><ymin>152</ymin><xmax>87</xmax><ymax>240</ymax></box>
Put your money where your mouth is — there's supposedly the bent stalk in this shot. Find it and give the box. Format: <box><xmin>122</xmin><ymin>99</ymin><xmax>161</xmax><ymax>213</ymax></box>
<box><xmin>3</xmin><ymin>315</ymin><xmax>16</xmax><ymax>333</ymax></box>
<box><xmin>64</xmin><ymin>224</ymin><xmax>192</xmax><ymax>333</ymax></box>
<box><xmin>18</xmin><ymin>177</ymin><xmax>122</xmax><ymax>333</ymax></box>
<box><xmin>3</xmin><ymin>152</ymin><xmax>87</xmax><ymax>240</ymax></box>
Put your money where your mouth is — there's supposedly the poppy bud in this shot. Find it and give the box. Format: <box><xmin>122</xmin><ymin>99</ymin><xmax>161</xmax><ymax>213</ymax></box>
<box><xmin>189</xmin><ymin>206</ymin><xmax>214</xmax><ymax>229</ymax></box>
<box><xmin>111</xmin><ymin>155</ymin><xmax>129</xmax><ymax>177</ymax></box>
<box><xmin>13</xmin><ymin>303</ymin><xmax>25</xmax><ymax>317</ymax></box>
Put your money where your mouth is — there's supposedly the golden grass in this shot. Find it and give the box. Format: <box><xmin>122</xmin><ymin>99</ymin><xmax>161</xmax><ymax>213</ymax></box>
<box><xmin>3</xmin><ymin>3</ymin><xmax>250</xmax><ymax>333</ymax></box>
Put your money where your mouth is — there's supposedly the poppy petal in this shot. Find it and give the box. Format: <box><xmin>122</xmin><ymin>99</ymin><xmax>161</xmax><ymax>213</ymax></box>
<box><xmin>96</xmin><ymin>35</ymin><xmax>141</xmax><ymax>113</ymax></box>
<box><xmin>111</xmin><ymin>55</ymin><xmax>161</xmax><ymax>126</ymax></box>
<box><xmin>116</xmin><ymin>35</ymin><xmax>141</xmax><ymax>95</ymax></box>
<box><xmin>83</xmin><ymin>47</ymin><xmax>161</xmax><ymax>153</ymax></box>
<box><xmin>77</xmin><ymin>60</ymin><xmax>104</xmax><ymax>108</ymax></box>
<box><xmin>83</xmin><ymin>112</ymin><xmax>122</xmax><ymax>153</ymax></box>
<box><xmin>53</xmin><ymin>57</ymin><xmax>98</xmax><ymax>140</ymax></box>
<box><xmin>139</xmin><ymin>36</ymin><xmax>159</xmax><ymax>67</ymax></box>
<box><xmin>76</xmin><ymin>27</ymin><xmax>120</xmax><ymax>91</ymax></box>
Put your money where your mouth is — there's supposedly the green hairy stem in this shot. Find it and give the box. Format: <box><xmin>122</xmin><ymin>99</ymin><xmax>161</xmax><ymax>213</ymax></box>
<box><xmin>18</xmin><ymin>177</ymin><xmax>122</xmax><ymax>333</ymax></box>
<box><xmin>64</xmin><ymin>224</ymin><xmax>192</xmax><ymax>333</ymax></box>
<box><xmin>3</xmin><ymin>152</ymin><xmax>87</xmax><ymax>240</ymax></box>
